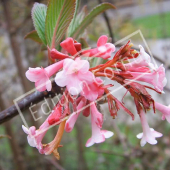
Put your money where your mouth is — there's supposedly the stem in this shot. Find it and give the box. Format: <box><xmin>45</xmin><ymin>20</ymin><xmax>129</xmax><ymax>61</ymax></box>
<box><xmin>44</xmin><ymin>120</ymin><xmax>66</xmax><ymax>159</ymax></box>
<box><xmin>48</xmin><ymin>47</ymin><xmax>55</xmax><ymax>65</ymax></box>
<box><xmin>95</xmin><ymin>72</ymin><xmax>121</xmax><ymax>82</ymax></box>
<box><xmin>97</xmin><ymin>0</ymin><xmax>115</xmax><ymax>43</ymax></box>
<box><xmin>0</xmin><ymin>81</ymin><xmax>61</xmax><ymax>125</ymax></box>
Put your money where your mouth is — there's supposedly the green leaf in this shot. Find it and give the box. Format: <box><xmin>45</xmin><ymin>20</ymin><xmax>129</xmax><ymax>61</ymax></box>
<box><xmin>32</xmin><ymin>3</ymin><xmax>47</xmax><ymax>45</ymax></box>
<box><xmin>45</xmin><ymin>0</ymin><xmax>76</xmax><ymax>48</ymax></box>
<box><xmin>68</xmin><ymin>5</ymin><xmax>87</xmax><ymax>37</ymax></box>
<box><xmin>73</xmin><ymin>0</ymin><xmax>80</xmax><ymax>18</ymax></box>
<box><xmin>24</xmin><ymin>30</ymin><xmax>43</xmax><ymax>44</ymax></box>
<box><xmin>70</xmin><ymin>3</ymin><xmax>116</xmax><ymax>39</ymax></box>
<box><xmin>70</xmin><ymin>0</ymin><xmax>81</xmax><ymax>26</ymax></box>
<box><xmin>67</xmin><ymin>0</ymin><xmax>81</xmax><ymax>36</ymax></box>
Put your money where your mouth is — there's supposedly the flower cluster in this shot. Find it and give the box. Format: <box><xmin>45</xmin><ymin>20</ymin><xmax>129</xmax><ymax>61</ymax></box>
<box><xmin>23</xmin><ymin>35</ymin><xmax>168</xmax><ymax>159</ymax></box>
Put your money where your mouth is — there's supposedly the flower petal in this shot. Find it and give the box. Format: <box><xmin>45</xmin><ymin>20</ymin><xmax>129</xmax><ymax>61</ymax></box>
<box><xmin>79</xmin><ymin>71</ymin><xmax>94</xmax><ymax>83</ymax></box>
<box><xmin>85</xmin><ymin>91</ymin><xmax>98</xmax><ymax>101</ymax></box>
<box><xmin>101</xmin><ymin>130</ymin><xmax>114</xmax><ymax>138</ymax></box>
<box><xmin>85</xmin><ymin>138</ymin><xmax>94</xmax><ymax>147</ymax></box>
<box><xmin>165</xmin><ymin>115</ymin><xmax>170</xmax><ymax>123</ymax></box>
<box><xmin>63</xmin><ymin>59</ymin><xmax>75</xmax><ymax>72</ymax></box>
<box><xmin>26</xmin><ymin>67</ymin><xmax>44</xmax><ymax>82</ymax></box>
<box><xmin>140</xmin><ymin>137</ymin><xmax>147</xmax><ymax>147</ymax></box>
<box><xmin>50</xmin><ymin>48</ymin><xmax>70</xmax><ymax>60</ymax></box>
<box><xmin>151</xmin><ymin>128</ymin><xmax>163</xmax><ymax>138</ymax></box>
<box><xmin>75</xmin><ymin>58</ymin><xmax>90</xmax><ymax>73</ymax></box>
<box><xmin>65</xmin><ymin>112</ymin><xmax>80</xmax><ymax>133</ymax></box>
<box><xmin>67</xmin><ymin>76</ymin><xmax>82</xmax><ymax>95</ymax></box>
<box><xmin>147</xmin><ymin>137</ymin><xmax>157</xmax><ymax>145</ymax></box>
<box><xmin>95</xmin><ymin>134</ymin><xmax>105</xmax><ymax>144</ymax></box>
<box><xmin>97</xmin><ymin>35</ymin><xmax>108</xmax><ymax>47</ymax></box>
<box><xmin>60</xmin><ymin>37</ymin><xmax>78</xmax><ymax>56</ymax></box>
<box><xmin>35</xmin><ymin>78</ymin><xmax>47</xmax><ymax>92</ymax></box>
<box><xmin>46</xmin><ymin>79</ymin><xmax>52</xmax><ymax>91</ymax></box>
<box><xmin>136</xmin><ymin>133</ymin><xmax>143</xmax><ymax>139</ymax></box>
<box><xmin>22</xmin><ymin>125</ymin><xmax>29</xmax><ymax>134</ymax></box>
<box><xmin>55</xmin><ymin>71</ymin><xmax>70</xmax><ymax>87</ymax></box>
<box><xmin>65</xmin><ymin>99</ymin><xmax>86</xmax><ymax>132</ymax></box>
<box><xmin>27</xmin><ymin>136</ymin><xmax>36</xmax><ymax>147</ymax></box>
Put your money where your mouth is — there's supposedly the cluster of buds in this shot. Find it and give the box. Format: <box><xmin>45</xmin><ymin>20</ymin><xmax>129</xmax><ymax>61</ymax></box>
<box><xmin>23</xmin><ymin>35</ymin><xmax>168</xmax><ymax>159</ymax></box>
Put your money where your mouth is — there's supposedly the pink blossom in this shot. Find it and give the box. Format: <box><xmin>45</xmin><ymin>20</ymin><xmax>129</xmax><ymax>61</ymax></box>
<box><xmin>82</xmin><ymin>101</ymin><xmax>90</xmax><ymax>117</ymax></box>
<box><xmin>123</xmin><ymin>45</ymin><xmax>155</xmax><ymax>70</ymax></box>
<box><xmin>48</xmin><ymin>105</ymin><xmax>62</xmax><ymax>125</ymax></box>
<box><xmin>65</xmin><ymin>98</ymin><xmax>87</xmax><ymax>132</ymax></box>
<box><xmin>137</xmin><ymin>110</ymin><xmax>162</xmax><ymax>147</ymax></box>
<box><xmin>55</xmin><ymin>57</ymin><xmax>94</xmax><ymax>95</ymax></box>
<box><xmin>128</xmin><ymin>64</ymin><xmax>167</xmax><ymax>92</ymax></box>
<box><xmin>86</xmin><ymin>102</ymin><xmax>114</xmax><ymax>147</ymax></box>
<box><xmin>155</xmin><ymin>102</ymin><xmax>170</xmax><ymax>123</ymax></box>
<box><xmin>81</xmin><ymin>35</ymin><xmax>115</xmax><ymax>59</ymax></box>
<box><xmin>60</xmin><ymin>37</ymin><xmax>81</xmax><ymax>56</ymax></box>
<box><xmin>123</xmin><ymin>66</ymin><xmax>151</xmax><ymax>73</ymax></box>
<box><xmin>26</xmin><ymin>60</ymin><xmax>64</xmax><ymax>92</ymax></box>
<box><xmin>22</xmin><ymin>121</ymin><xmax>50</xmax><ymax>154</ymax></box>
<box><xmin>81</xmin><ymin>77</ymin><xmax>104</xmax><ymax>101</ymax></box>
<box><xmin>50</xmin><ymin>48</ymin><xmax>71</xmax><ymax>60</ymax></box>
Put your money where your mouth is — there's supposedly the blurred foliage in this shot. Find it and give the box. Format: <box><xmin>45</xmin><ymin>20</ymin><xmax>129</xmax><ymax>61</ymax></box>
<box><xmin>113</xmin><ymin>12</ymin><xmax>170</xmax><ymax>40</ymax></box>
<box><xmin>87</xmin><ymin>8</ymin><xmax>170</xmax><ymax>41</ymax></box>
<box><xmin>133</xmin><ymin>12</ymin><xmax>170</xmax><ymax>39</ymax></box>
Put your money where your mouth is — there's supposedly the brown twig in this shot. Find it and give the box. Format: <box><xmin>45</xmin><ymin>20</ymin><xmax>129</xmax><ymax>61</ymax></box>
<box><xmin>0</xmin><ymin>82</ymin><xmax>61</xmax><ymax>124</ymax></box>
<box><xmin>98</xmin><ymin>0</ymin><xmax>115</xmax><ymax>43</ymax></box>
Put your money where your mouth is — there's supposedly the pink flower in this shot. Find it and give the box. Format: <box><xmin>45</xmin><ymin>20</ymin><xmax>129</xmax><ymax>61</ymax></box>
<box><xmin>55</xmin><ymin>57</ymin><xmax>94</xmax><ymax>95</ymax></box>
<box><xmin>137</xmin><ymin>110</ymin><xmax>162</xmax><ymax>147</ymax></box>
<box><xmin>26</xmin><ymin>60</ymin><xmax>64</xmax><ymax>92</ymax></box>
<box><xmin>82</xmin><ymin>101</ymin><xmax>90</xmax><ymax>117</ymax></box>
<box><xmin>128</xmin><ymin>64</ymin><xmax>167</xmax><ymax>92</ymax></box>
<box><xmin>60</xmin><ymin>37</ymin><xmax>81</xmax><ymax>56</ymax></box>
<box><xmin>23</xmin><ymin>98</ymin><xmax>67</xmax><ymax>155</ymax></box>
<box><xmin>123</xmin><ymin>45</ymin><xmax>155</xmax><ymax>70</ymax></box>
<box><xmin>48</xmin><ymin>105</ymin><xmax>62</xmax><ymax>125</ymax></box>
<box><xmin>81</xmin><ymin>35</ymin><xmax>115</xmax><ymax>59</ymax></box>
<box><xmin>50</xmin><ymin>48</ymin><xmax>71</xmax><ymax>60</ymax></box>
<box><xmin>116</xmin><ymin>63</ymin><xmax>152</xmax><ymax>73</ymax></box>
<box><xmin>22</xmin><ymin>121</ymin><xmax>50</xmax><ymax>154</ymax></box>
<box><xmin>65</xmin><ymin>98</ymin><xmax>87</xmax><ymax>132</ymax></box>
<box><xmin>81</xmin><ymin>77</ymin><xmax>104</xmax><ymax>101</ymax></box>
<box><xmin>155</xmin><ymin>102</ymin><xmax>170</xmax><ymax>123</ymax></box>
<box><xmin>86</xmin><ymin>102</ymin><xmax>114</xmax><ymax>147</ymax></box>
